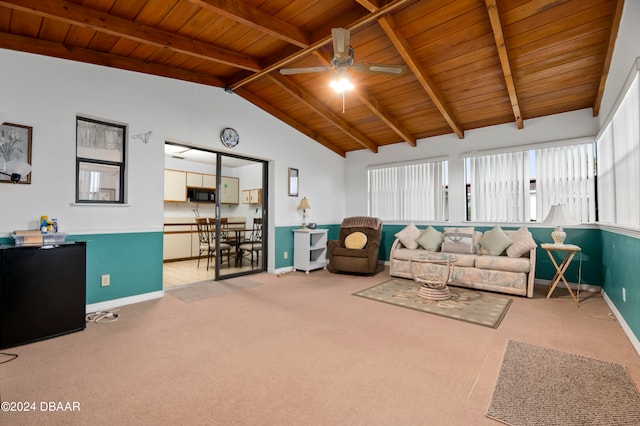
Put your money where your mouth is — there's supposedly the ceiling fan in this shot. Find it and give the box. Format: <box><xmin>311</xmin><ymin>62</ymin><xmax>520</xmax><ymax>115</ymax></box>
<box><xmin>279</xmin><ymin>28</ymin><xmax>407</xmax><ymax>80</ymax></box>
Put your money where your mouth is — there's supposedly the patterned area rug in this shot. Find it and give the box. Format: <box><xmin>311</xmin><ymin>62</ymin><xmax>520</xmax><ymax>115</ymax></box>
<box><xmin>353</xmin><ymin>279</ymin><xmax>512</xmax><ymax>328</ymax></box>
<box><xmin>167</xmin><ymin>277</ymin><xmax>262</xmax><ymax>303</ymax></box>
<box><xmin>487</xmin><ymin>340</ymin><xmax>640</xmax><ymax>425</ymax></box>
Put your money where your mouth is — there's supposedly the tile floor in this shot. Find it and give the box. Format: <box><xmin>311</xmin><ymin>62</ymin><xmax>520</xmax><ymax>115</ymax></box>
<box><xmin>163</xmin><ymin>258</ymin><xmax>257</xmax><ymax>288</ymax></box>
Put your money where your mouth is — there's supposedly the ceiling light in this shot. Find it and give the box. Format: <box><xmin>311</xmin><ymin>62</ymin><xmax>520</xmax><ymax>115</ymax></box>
<box><xmin>329</xmin><ymin>70</ymin><xmax>354</xmax><ymax>93</ymax></box>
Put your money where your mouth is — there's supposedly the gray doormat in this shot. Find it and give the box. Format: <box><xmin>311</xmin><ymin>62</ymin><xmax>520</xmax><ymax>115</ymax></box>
<box><xmin>167</xmin><ymin>277</ymin><xmax>262</xmax><ymax>303</ymax></box>
<box><xmin>487</xmin><ymin>340</ymin><xmax>640</xmax><ymax>425</ymax></box>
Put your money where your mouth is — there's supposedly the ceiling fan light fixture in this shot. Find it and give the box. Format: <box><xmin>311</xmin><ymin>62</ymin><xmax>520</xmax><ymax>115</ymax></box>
<box><xmin>330</xmin><ymin>70</ymin><xmax>354</xmax><ymax>93</ymax></box>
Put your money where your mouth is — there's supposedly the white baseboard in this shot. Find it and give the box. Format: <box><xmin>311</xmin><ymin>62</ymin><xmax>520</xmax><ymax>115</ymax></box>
<box><xmin>534</xmin><ymin>278</ymin><xmax>601</xmax><ymax>293</ymax></box>
<box><xmin>86</xmin><ymin>290</ymin><xmax>164</xmax><ymax>313</ymax></box>
<box><xmin>602</xmin><ymin>291</ymin><xmax>640</xmax><ymax>357</ymax></box>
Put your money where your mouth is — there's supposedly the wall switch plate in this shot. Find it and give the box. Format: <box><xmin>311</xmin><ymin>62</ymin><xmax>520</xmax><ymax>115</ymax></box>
<box><xmin>101</xmin><ymin>274</ymin><xmax>110</xmax><ymax>287</ymax></box>
<box><xmin>623</xmin><ymin>287</ymin><xmax>626</xmax><ymax>302</ymax></box>
<box><xmin>283</xmin><ymin>251</ymin><xmax>288</xmax><ymax>259</ymax></box>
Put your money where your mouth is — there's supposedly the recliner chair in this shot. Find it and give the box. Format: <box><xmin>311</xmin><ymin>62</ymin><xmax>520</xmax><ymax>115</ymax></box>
<box><xmin>327</xmin><ymin>216</ymin><xmax>382</xmax><ymax>275</ymax></box>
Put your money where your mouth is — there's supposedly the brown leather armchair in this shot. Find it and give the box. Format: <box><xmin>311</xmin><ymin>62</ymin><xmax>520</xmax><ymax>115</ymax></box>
<box><xmin>327</xmin><ymin>216</ymin><xmax>382</xmax><ymax>275</ymax></box>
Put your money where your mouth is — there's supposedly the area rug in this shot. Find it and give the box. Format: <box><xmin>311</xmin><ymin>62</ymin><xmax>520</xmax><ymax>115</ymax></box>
<box><xmin>167</xmin><ymin>277</ymin><xmax>262</xmax><ymax>303</ymax></box>
<box><xmin>487</xmin><ymin>340</ymin><xmax>640</xmax><ymax>425</ymax></box>
<box><xmin>353</xmin><ymin>279</ymin><xmax>512</xmax><ymax>328</ymax></box>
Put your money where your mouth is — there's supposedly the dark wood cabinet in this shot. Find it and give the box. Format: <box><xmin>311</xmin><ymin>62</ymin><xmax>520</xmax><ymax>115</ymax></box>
<box><xmin>0</xmin><ymin>242</ymin><xmax>86</xmax><ymax>349</ymax></box>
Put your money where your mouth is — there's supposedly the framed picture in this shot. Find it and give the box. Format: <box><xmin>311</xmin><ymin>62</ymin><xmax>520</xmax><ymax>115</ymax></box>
<box><xmin>0</xmin><ymin>123</ymin><xmax>32</xmax><ymax>184</ymax></box>
<box><xmin>288</xmin><ymin>167</ymin><xmax>299</xmax><ymax>197</ymax></box>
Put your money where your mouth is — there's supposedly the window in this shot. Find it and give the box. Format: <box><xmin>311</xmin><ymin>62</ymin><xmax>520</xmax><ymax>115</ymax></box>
<box><xmin>368</xmin><ymin>159</ymin><xmax>448</xmax><ymax>221</ymax></box>
<box><xmin>76</xmin><ymin>117</ymin><xmax>126</xmax><ymax>203</ymax></box>
<box><xmin>597</xmin><ymin>71</ymin><xmax>640</xmax><ymax>227</ymax></box>
<box><xmin>465</xmin><ymin>141</ymin><xmax>596</xmax><ymax>223</ymax></box>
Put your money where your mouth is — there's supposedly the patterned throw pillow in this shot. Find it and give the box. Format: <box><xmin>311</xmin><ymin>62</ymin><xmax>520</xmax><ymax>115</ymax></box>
<box><xmin>394</xmin><ymin>223</ymin><xmax>421</xmax><ymax>249</ymax></box>
<box><xmin>441</xmin><ymin>227</ymin><xmax>475</xmax><ymax>254</ymax></box>
<box><xmin>345</xmin><ymin>231</ymin><xmax>367</xmax><ymax>249</ymax></box>
<box><xmin>506</xmin><ymin>227</ymin><xmax>537</xmax><ymax>257</ymax></box>
<box><xmin>479</xmin><ymin>226</ymin><xmax>513</xmax><ymax>256</ymax></box>
<box><xmin>415</xmin><ymin>226</ymin><xmax>443</xmax><ymax>251</ymax></box>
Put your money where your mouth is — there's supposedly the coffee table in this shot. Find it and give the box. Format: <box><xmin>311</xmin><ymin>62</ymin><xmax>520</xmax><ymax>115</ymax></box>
<box><xmin>409</xmin><ymin>253</ymin><xmax>458</xmax><ymax>300</ymax></box>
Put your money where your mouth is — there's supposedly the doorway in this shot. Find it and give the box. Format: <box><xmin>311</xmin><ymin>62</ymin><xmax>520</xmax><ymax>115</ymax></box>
<box><xmin>162</xmin><ymin>142</ymin><xmax>267</xmax><ymax>288</ymax></box>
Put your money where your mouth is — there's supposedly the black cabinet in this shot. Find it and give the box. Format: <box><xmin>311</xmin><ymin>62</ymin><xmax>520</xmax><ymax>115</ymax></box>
<box><xmin>0</xmin><ymin>242</ymin><xmax>86</xmax><ymax>349</ymax></box>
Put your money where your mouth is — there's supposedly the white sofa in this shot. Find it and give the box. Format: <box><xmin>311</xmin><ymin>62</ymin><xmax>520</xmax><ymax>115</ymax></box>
<box><xmin>389</xmin><ymin>225</ymin><xmax>537</xmax><ymax>298</ymax></box>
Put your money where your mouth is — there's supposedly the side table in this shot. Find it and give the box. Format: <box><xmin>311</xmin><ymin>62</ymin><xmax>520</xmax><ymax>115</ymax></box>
<box><xmin>409</xmin><ymin>253</ymin><xmax>458</xmax><ymax>300</ymax></box>
<box><xmin>541</xmin><ymin>243</ymin><xmax>581</xmax><ymax>304</ymax></box>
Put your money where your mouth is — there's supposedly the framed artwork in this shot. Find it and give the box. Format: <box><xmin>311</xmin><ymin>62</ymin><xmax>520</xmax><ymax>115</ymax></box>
<box><xmin>288</xmin><ymin>167</ymin><xmax>299</xmax><ymax>197</ymax></box>
<box><xmin>0</xmin><ymin>123</ymin><xmax>32</xmax><ymax>184</ymax></box>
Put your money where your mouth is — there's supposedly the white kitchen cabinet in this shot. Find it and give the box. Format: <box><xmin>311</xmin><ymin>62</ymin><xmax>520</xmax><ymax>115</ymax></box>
<box><xmin>220</xmin><ymin>176</ymin><xmax>239</xmax><ymax>204</ymax></box>
<box><xmin>293</xmin><ymin>229</ymin><xmax>328</xmax><ymax>274</ymax></box>
<box><xmin>202</xmin><ymin>174</ymin><xmax>216</xmax><ymax>189</ymax></box>
<box><xmin>242</xmin><ymin>188</ymin><xmax>262</xmax><ymax>204</ymax></box>
<box><xmin>186</xmin><ymin>172</ymin><xmax>203</xmax><ymax>188</ymax></box>
<box><xmin>164</xmin><ymin>170</ymin><xmax>187</xmax><ymax>202</ymax></box>
<box><xmin>163</xmin><ymin>227</ymin><xmax>192</xmax><ymax>260</ymax></box>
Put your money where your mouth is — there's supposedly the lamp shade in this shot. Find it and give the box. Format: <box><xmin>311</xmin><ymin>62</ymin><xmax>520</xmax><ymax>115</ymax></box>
<box><xmin>6</xmin><ymin>160</ymin><xmax>32</xmax><ymax>177</ymax></box>
<box><xmin>542</xmin><ymin>204</ymin><xmax>579</xmax><ymax>226</ymax></box>
<box><xmin>297</xmin><ymin>197</ymin><xmax>310</xmax><ymax>210</ymax></box>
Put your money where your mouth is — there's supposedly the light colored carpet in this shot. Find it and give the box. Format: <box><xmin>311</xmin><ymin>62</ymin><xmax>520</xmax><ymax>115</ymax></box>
<box><xmin>354</xmin><ymin>278</ymin><xmax>512</xmax><ymax>328</ymax></box>
<box><xmin>487</xmin><ymin>340</ymin><xmax>640</xmax><ymax>425</ymax></box>
<box><xmin>167</xmin><ymin>276</ymin><xmax>262</xmax><ymax>302</ymax></box>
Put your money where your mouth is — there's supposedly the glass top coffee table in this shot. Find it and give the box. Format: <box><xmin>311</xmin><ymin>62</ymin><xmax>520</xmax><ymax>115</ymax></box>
<box><xmin>409</xmin><ymin>253</ymin><xmax>458</xmax><ymax>301</ymax></box>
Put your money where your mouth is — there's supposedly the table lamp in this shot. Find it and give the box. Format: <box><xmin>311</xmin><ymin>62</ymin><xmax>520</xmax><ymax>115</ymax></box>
<box><xmin>298</xmin><ymin>197</ymin><xmax>310</xmax><ymax>229</ymax></box>
<box><xmin>542</xmin><ymin>204</ymin><xmax>579</xmax><ymax>244</ymax></box>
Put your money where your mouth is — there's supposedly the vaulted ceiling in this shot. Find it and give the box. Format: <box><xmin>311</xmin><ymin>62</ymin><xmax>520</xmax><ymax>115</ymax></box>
<box><xmin>0</xmin><ymin>0</ymin><xmax>623</xmax><ymax>157</ymax></box>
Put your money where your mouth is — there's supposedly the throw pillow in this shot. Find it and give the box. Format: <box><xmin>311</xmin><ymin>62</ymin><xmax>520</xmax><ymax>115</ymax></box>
<box><xmin>441</xmin><ymin>227</ymin><xmax>475</xmax><ymax>254</ymax></box>
<box><xmin>394</xmin><ymin>223</ymin><xmax>421</xmax><ymax>249</ymax></box>
<box><xmin>506</xmin><ymin>227</ymin><xmax>537</xmax><ymax>257</ymax></box>
<box><xmin>345</xmin><ymin>231</ymin><xmax>367</xmax><ymax>249</ymax></box>
<box><xmin>415</xmin><ymin>226</ymin><xmax>443</xmax><ymax>251</ymax></box>
<box><xmin>479</xmin><ymin>226</ymin><xmax>513</xmax><ymax>256</ymax></box>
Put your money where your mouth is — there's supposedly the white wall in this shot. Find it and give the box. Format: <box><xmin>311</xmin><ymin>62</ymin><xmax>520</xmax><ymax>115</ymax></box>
<box><xmin>0</xmin><ymin>49</ymin><xmax>345</xmax><ymax>244</ymax></box>
<box><xmin>344</xmin><ymin>109</ymin><xmax>599</xmax><ymax>222</ymax></box>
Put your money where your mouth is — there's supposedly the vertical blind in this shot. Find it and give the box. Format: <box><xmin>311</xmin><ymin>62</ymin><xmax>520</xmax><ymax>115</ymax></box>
<box><xmin>468</xmin><ymin>151</ymin><xmax>528</xmax><ymax>222</ymax></box>
<box><xmin>368</xmin><ymin>160</ymin><xmax>447</xmax><ymax>221</ymax></box>
<box><xmin>597</xmin><ymin>73</ymin><xmax>640</xmax><ymax>227</ymax></box>
<box><xmin>535</xmin><ymin>143</ymin><xmax>596</xmax><ymax>223</ymax></box>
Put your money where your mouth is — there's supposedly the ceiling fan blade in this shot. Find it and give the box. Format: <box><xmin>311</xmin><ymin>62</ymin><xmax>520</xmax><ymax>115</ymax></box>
<box><xmin>279</xmin><ymin>66</ymin><xmax>331</xmax><ymax>75</ymax></box>
<box><xmin>331</xmin><ymin>28</ymin><xmax>350</xmax><ymax>61</ymax></box>
<box><xmin>353</xmin><ymin>63</ymin><xmax>407</xmax><ymax>76</ymax></box>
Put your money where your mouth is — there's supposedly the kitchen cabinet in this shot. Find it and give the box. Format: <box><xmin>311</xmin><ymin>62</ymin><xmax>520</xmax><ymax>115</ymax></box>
<box><xmin>164</xmin><ymin>169</ymin><xmax>187</xmax><ymax>202</ymax></box>
<box><xmin>163</xmin><ymin>226</ymin><xmax>192</xmax><ymax>260</ymax></box>
<box><xmin>186</xmin><ymin>172</ymin><xmax>215</xmax><ymax>189</ymax></box>
<box><xmin>220</xmin><ymin>176</ymin><xmax>239</xmax><ymax>204</ymax></box>
<box><xmin>242</xmin><ymin>188</ymin><xmax>262</xmax><ymax>204</ymax></box>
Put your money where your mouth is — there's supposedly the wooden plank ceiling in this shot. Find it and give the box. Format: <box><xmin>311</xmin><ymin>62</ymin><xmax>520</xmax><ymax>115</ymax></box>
<box><xmin>0</xmin><ymin>0</ymin><xmax>623</xmax><ymax>157</ymax></box>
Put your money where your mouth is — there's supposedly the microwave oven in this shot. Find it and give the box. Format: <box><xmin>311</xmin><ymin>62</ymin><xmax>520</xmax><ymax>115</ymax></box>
<box><xmin>187</xmin><ymin>188</ymin><xmax>215</xmax><ymax>203</ymax></box>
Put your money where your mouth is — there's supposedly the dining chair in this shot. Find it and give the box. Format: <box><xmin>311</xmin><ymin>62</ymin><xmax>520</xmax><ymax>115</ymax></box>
<box><xmin>238</xmin><ymin>218</ymin><xmax>263</xmax><ymax>267</ymax></box>
<box><xmin>207</xmin><ymin>217</ymin><xmax>232</xmax><ymax>267</ymax></box>
<box><xmin>195</xmin><ymin>218</ymin><xmax>214</xmax><ymax>270</ymax></box>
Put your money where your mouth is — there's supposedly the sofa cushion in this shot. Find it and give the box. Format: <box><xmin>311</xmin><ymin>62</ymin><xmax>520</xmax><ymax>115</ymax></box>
<box><xmin>506</xmin><ymin>227</ymin><xmax>537</xmax><ymax>258</ymax></box>
<box><xmin>416</xmin><ymin>226</ymin><xmax>443</xmax><ymax>251</ymax></box>
<box><xmin>392</xmin><ymin>247</ymin><xmax>431</xmax><ymax>261</ymax></box>
<box><xmin>441</xmin><ymin>227</ymin><xmax>475</xmax><ymax>254</ymax></box>
<box><xmin>345</xmin><ymin>231</ymin><xmax>367</xmax><ymax>249</ymax></box>
<box><xmin>448</xmin><ymin>253</ymin><xmax>478</xmax><ymax>267</ymax></box>
<box><xmin>395</xmin><ymin>223</ymin><xmax>421</xmax><ymax>249</ymax></box>
<box><xmin>475</xmin><ymin>255</ymin><xmax>531</xmax><ymax>273</ymax></box>
<box><xmin>479</xmin><ymin>226</ymin><xmax>513</xmax><ymax>256</ymax></box>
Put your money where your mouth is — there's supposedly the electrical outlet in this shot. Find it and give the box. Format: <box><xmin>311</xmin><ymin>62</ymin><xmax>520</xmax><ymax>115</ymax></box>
<box><xmin>101</xmin><ymin>274</ymin><xmax>110</xmax><ymax>287</ymax></box>
<box><xmin>283</xmin><ymin>251</ymin><xmax>288</xmax><ymax>259</ymax></box>
<box><xmin>622</xmin><ymin>287</ymin><xmax>626</xmax><ymax>302</ymax></box>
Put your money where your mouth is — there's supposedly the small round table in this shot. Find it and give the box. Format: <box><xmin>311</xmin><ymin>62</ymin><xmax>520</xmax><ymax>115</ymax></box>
<box><xmin>409</xmin><ymin>253</ymin><xmax>458</xmax><ymax>301</ymax></box>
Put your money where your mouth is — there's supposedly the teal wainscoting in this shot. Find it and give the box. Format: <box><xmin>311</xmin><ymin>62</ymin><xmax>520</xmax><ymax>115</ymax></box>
<box><xmin>380</xmin><ymin>224</ymin><xmax>602</xmax><ymax>286</ymax></box>
<box><xmin>600</xmin><ymin>230</ymin><xmax>640</xmax><ymax>341</ymax></box>
<box><xmin>0</xmin><ymin>232</ymin><xmax>163</xmax><ymax>304</ymax></box>
<box><xmin>67</xmin><ymin>232</ymin><xmax>163</xmax><ymax>304</ymax></box>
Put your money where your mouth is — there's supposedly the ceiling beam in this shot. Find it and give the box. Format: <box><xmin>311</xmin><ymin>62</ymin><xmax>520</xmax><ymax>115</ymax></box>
<box><xmin>377</xmin><ymin>15</ymin><xmax>464</xmax><ymax>139</ymax></box>
<box><xmin>189</xmin><ymin>0</ymin><xmax>311</xmax><ymax>48</ymax></box>
<box><xmin>0</xmin><ymin>0</ymin><xmax>262</xmax><ymax>72</ymax></box>
<box><xmin>0</xmin><ymin>32</ymin><xmax>225</xmax><ymax>87</ymax></box>
<box><xmin>234</xmin><ymin>88</ymin><xmax>346</xmax><ymax>157</ymax></box>
<box><xmin>269</xmin><ymin>74</ymin><xmax>378</xmax><ymax>153</ymax></box>
<box><xmin>593</xmin><ymin>0</ymin><xmax>624</xmax><ymax>117</ymax></box>
<box><xmin>228</xmin><ymin>0</ymin><xmax>416</xmax><ymax>91</ymax></box>
<box><xmin>485</xmin><ymin>0</ymin><xmax>523</xmax><ymax>129</ymax></box>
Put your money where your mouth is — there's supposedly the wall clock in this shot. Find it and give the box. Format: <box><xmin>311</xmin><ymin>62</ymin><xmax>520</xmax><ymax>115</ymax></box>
<box><xmin>220</xmin><ymin>127</ymin><xmax>239</xmax><ymax>148</ymax></box>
